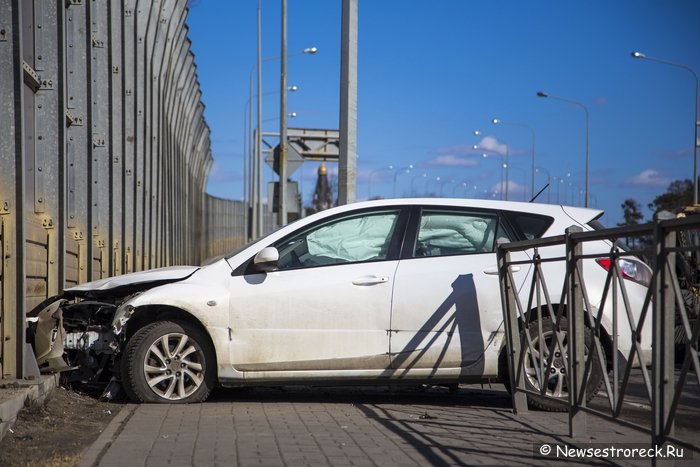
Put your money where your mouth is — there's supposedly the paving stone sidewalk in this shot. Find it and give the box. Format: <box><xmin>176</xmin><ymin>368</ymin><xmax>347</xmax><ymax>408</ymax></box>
<box><xmin>79</xmin><ymin>385</ymin><xmax>695</xmax><ymax>467</ymax></box>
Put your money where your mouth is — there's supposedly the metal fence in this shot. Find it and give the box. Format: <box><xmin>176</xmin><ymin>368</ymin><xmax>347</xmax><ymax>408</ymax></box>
<box><xmin>497</xmin><ymin>213</ymin><xmax>700</xmax><ymax>452</ymax></box>
<box><xmin>0</xmin><ymin>0</ymin><xmax>257</xmax><ymax>380</ymax></box>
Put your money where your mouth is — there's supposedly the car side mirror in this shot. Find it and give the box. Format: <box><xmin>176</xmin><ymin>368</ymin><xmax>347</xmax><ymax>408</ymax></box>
<box><xmin>253</xmin><ymin>247</ymin><xmax>279</xmax><ymax>272</ymax></box>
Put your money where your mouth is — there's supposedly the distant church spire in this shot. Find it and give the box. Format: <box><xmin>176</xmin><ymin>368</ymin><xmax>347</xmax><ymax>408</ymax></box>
<box><xmin>312</xmin><ymin>163</ymin><xmax>333</xmax><ymax>212</ymax></box>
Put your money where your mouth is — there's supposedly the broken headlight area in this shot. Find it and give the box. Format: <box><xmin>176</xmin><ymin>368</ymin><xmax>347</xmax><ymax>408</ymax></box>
<box><xmin>28</xmin><ymin>294</ymin><xmax>135</xmax><ymax>395</ymax></box>
<box><xmin>60</xmin><ymin>300</ymin><xmax>119</xmax><ymax>383</ymax></box>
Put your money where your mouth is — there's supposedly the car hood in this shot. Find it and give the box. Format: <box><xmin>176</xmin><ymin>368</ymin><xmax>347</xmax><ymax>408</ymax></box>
<box><xmin>64</xmin><ymin>265</ymin><xmax>201</xmax><ymax>299</ymax></box>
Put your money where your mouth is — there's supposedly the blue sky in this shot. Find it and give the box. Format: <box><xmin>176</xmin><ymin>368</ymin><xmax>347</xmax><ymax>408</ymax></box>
<box><xmin>187</xmin><ymin>0</ymin><xmax>699</xmax><ymax>225</ymax></box>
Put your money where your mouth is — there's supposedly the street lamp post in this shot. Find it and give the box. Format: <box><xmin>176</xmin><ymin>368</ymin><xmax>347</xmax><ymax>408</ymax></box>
<box><xmin>255</xmin><ymin>0</ymin><xmax>263</xmax><ymax>238</ymax></box>
<box><xmin>458</xmin><ymin>183</ymin><xmax>477</xmax><ymax>198</ymax></box>
<box><xmin>248</xmin><ymin>46</ymin><xmax>317</xmax><ymax>239</ymax></box>
<box><xmin>553</xmin><ymin>176</ymin><xmax>564</xmax><ymax>204</ymax></box>
<box><xmin>537</xmin><ymin>91</ymin><xmax>590</xmax><ymax>208</ymax></box>
<box><xmin>481</xmin><ymin>153</ymin><xmax>506</xmax><ymax>200</ymax></box>
<box><xmin>439</xmin><ymin>179</ymin><xmax>455</xmax><ymax>197</ymax></box>
<box><xmin>428</xmin><ymin>176</ymin><xmax>442</xmax><ymax>197</ymax></box>
<box><xmin>631</xmin><ymin>51</ymin><xmax>699</xmax><ymax>204</ymax></box>
<box><xmin>279</xmin><ymin>0</ymin><xmax>289</xmax><ymax>226</ymax></box>
<box><xmin>508</xmin><ymin>166</ymin><xmax>528</xmax><ymax>201</ymax></box>
<box><xmin>453</xmin><ymin>181</ymin><xmax>471</xmax><ymax>197</ymax></box>
<box><xmin>392</xmin><ymin>165</ymin><xmax>413</xmax><ymax>197</ymax></box>
<box><xmin>474</xmin><ymin>133</ymin><xmax>510</xmax><ymax>199</ymax></box>
<box><xmin>410</xmin><ymin>173</ymin><xmax>427</xmax><ymax>196</ymax></box>
<box><xmin>492</xmin><ymin>118</ymin><xmax>536</xmax><ymax>199</ymax></box>
<box><xmin>552</xmin><ymin>172</ymin><xmax>572</xmax><ymax>204</ymax></box>
<box><xmin>535</xmin><ymin>166</ymin><xmax>551</xmax><ymax>203</ymax></box>
<box><xmin>367</xmin><ymin>165</ymin><xmax>393</xmax><ymax>199</ymax></box>
<box><xmin>244</xmin><ymin>87</ymin><xmax>297</xmax><ymax>236</ymax></box>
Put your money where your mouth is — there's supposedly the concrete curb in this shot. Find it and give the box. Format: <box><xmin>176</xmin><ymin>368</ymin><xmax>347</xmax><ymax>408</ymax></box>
<box><xmin>78</xmin><ymin>403</ymin><xmax>137</xmax><ymax>467</ymax></box>
<box><xmin>0</xmin><ymin>374</ymin><xmax>60</xmax><ymax>441</ymax></box>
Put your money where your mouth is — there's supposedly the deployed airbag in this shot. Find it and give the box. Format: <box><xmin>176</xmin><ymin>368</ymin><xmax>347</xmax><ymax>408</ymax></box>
<box><xmin>307</xmin><ymin>212</ymin><xmax>399</xmax><ymax>262</ymax></box>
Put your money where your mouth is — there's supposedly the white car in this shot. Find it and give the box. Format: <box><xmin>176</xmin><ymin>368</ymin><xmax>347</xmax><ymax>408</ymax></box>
<box><xmin>31</xmin><ymin>199</ymin><xmax>652</xmax><ymax>408</ymax></box>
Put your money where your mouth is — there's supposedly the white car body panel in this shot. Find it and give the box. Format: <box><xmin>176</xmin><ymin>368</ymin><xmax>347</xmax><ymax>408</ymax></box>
<box><xmin>118</xmin><ymin>261</ymin><xmax>234</xmax><ymax>374</ymax></box>
<box><xmin>389</xmin><ymin>252</ymin><xmax>530</xmax><ymax>372</ymax></box>
<box><xmin>66</xmin><ymin>265</ymin><xmax>199</xmax><ymax>293</ymax></box>
<box><xmin>44</xmin><ymin>198</ymin><xmax>653</xmax><ymax>393</ymax></box>
<box><xmin>227</xmin><ymin>260</ymin><xmax>398</xmax><ymax>372</ymax></box>
<box><xmin>179</xmin><ymin>200</ymin><xmax>650</xmax><ymax>380</ymax></box>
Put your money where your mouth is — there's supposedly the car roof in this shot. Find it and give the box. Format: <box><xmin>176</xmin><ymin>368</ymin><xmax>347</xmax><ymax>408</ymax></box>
<box><xmin>224</xmin><ymin>198</ymin><xmax>604</xmax><ymax>264</ymax></box>
<box><xmin>315</xmin><ymin>198</ymin><xmax>603</xmax><ymax>223</ymax></box>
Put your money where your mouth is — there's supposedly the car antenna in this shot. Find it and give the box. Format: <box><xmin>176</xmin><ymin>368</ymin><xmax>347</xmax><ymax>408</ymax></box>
<box><xmin>529</xmin><ymin>183</ymin><xmax>549</xmax><ymax>203</ymax></box>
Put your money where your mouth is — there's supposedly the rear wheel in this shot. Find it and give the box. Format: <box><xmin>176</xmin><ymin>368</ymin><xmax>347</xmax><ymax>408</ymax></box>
<box><xmin>522</xmin><ymin>317</ymin><xmax>605</xmax><ymax>412</ymax></box>
<box><xmin>121</xmin><ymin>320</ymin><xmax>216</xmax><ymax>403</ymax></box>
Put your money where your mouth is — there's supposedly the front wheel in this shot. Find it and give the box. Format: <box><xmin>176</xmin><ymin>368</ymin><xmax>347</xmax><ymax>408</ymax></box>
<box><xmin>121</xmin><ymin>320</ymin><xmax>216</xmax><ymax>403</ymax></box>
<box><xmin>522</xmin><ymin>317</ymin><xmax>605</xmax><ymax>412</ymax></box>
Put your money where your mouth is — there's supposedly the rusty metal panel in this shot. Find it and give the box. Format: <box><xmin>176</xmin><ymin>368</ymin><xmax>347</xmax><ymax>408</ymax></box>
<box><xmin>31</xmin><ymin>0</ymin><xmax>45</xmax><ymax>215</ymax></box>
<box><xmin>33</xmin><ymin>0</ymin><xmax>61</xmax><ymax>296</ymax></box>
<box><xmin>0</xmin><ymin>0</ymin><xmax>25</xmax><ymax>378</ymax></box>
<box><xmin>88</xmin><ymin>0</ymin><xmax>110</xmax><ymax>280</ymax></box>
<box><xmin>64</xmin><ymin>236</ymin><xmax>80</xmax><ymax>288</ymax></box>
<box><xmin>65</xmin><ymin>0</ymin><xmax>89</xmax><ymax>284</ymax></box>
<box><xmin>25</xmin><ymin>218</ymin><xmax>48</xmax><ymax>310</ymax></box>
<box><xmin>109</xmin><ymin>0</ymin><xmax>123</xmax><ymax>276</ymax></box>
<box><xmin>122</xmin><ymin>0</ymin><xmax>136</xmax><ymax>274</ymax></box>
<box><xmin>139</xmin><ymin>0</ymin><xmax>157</xmax><ymax>270</ymax></box>
<box><xmin>22</xmin><ymin>0</ymin><xmax>36</xmax><ymax>217</ymax></box>
<box><xmin>0</xmin><ymin>221</ymin><xmax>3</xmax><ymax>306</ymax></box>
<box><xmin>1</xmin><ymin>0</ymin><xmax>223</xmax><ymax>377</ymax></box>
<box><xmin>202</xmin><ymin>196</ymin><xmax>248</xmax><ymax>262</ymax></box>
<box><xmin>149</xmin><ymin>0</ymin><xmax>173</xmax><ymax>268</ymax></box>
<box><xmin>65</xmin><ymin>1</ymin><xmax>76</xmax><ymax>111</ymax></box>
<box><xmin>92</xmin><ymin>241</ymin><xmax>105</xmax><ymax>279</ymax></box>
<box><xmin>169</xmin><ymin>1</ymin><xmax>187</xmax><ymax>262</ymax></box>
<box><xmin>0</xmin><ymin>0</ymin><xmax>27</xmax><ymax>379</ymax></box>
<box><xmin>133</xmin><ymin>0</ymin><xmax>148</xmax><ymax>272</ymax></box>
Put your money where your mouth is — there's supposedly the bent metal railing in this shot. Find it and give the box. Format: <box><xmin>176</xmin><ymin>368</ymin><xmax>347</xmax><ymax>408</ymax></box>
<box><xmin>497</xmin><ymin>213</ymin><xmax>700</xmax><ymax>452</ymax></box>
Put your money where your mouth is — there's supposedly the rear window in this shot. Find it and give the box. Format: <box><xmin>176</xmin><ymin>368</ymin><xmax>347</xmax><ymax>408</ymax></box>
<box><xmin>505</xmin><ymin>212</ymin><xmax>554</xmax><ymax>240</ymax></box>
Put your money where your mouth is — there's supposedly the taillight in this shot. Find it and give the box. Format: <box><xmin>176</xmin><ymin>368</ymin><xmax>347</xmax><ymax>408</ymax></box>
<box><xmin>595</xmin><ymin>258</ymin><xmax>652</xmax><ymax>287</ymax></box>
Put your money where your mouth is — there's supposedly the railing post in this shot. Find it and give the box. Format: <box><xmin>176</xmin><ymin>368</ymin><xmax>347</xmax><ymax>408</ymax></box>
<box><xmin>652</xmin><ymin>211</ymin><xmax>676</xmax><ymax>448</ymax></box>
<box><xmin>498</xmin><ymin>245</ymin><xmax>528</xmax><ymax>413</ymax></box>
<box><xmin>566</xmin><ymin>225</ymin><xmax>586</xmax><ymax>437</ymax></box>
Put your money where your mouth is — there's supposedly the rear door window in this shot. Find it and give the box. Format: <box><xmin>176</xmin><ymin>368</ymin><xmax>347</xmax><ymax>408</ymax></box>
<box><xmin>414</xmin><ymin>210</ymin><xmax>502</xmax><ymax>257</ymax></box>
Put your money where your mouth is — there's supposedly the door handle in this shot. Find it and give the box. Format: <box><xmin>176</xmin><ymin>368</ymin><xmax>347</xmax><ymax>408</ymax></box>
<box><xmin>483</xmin><ymin>265</ymin><xmax>520</xmax><ymax>275</ymax></box>
<box><xmin>352</xmin><ymin>275</ymin><xmax>389</xmax><ymax>286</ymax></box>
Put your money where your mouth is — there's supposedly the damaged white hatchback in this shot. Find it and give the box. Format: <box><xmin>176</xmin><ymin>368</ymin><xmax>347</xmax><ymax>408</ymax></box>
<box><xmin>29</xmin><ymin>198</ymin><xmax>653</xmax><ymax>407</ymax></box>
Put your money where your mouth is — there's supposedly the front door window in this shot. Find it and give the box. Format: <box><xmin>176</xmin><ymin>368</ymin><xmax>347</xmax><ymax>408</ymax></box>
<box><xmin>276</xmin><ymin>211</ymin><xmax>400</xmax><ymax>269</ymax></box>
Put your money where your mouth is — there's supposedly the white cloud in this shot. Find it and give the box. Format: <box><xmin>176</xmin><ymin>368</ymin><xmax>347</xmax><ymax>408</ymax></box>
<box><xmin>474</xmin><ymin>136</ymin><xmax>508</xmax><ymax>156</ymax></box>
<box><xmin>435</xmin><ymin>144</ymin><xmax>476</xmax><ymax>157</ymax></box>
<box><xmin>427</xmin><ymin>155</ymin><xmax>478</xmax><ymax>167</ymax></box>
<box><xmin>488</xmin><ymin>180</ymin><xmax>528</xmax><ymax>201</ymax></box>
<box><xmin>625</xmin><ymin>169</ymin><xmax>671</xmax><ymax>187</ymax></box>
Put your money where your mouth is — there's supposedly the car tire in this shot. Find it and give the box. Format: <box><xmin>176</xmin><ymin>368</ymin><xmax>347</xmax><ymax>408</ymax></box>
<box><xmin>121</xmin><ymin>320</ymin><xmax>216</xmax><ymax>403</ymax></box>
<box><xmin>522</xmin><ymin>317</ymin><xmax>605</xmax><ymax>412</ymax></box>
